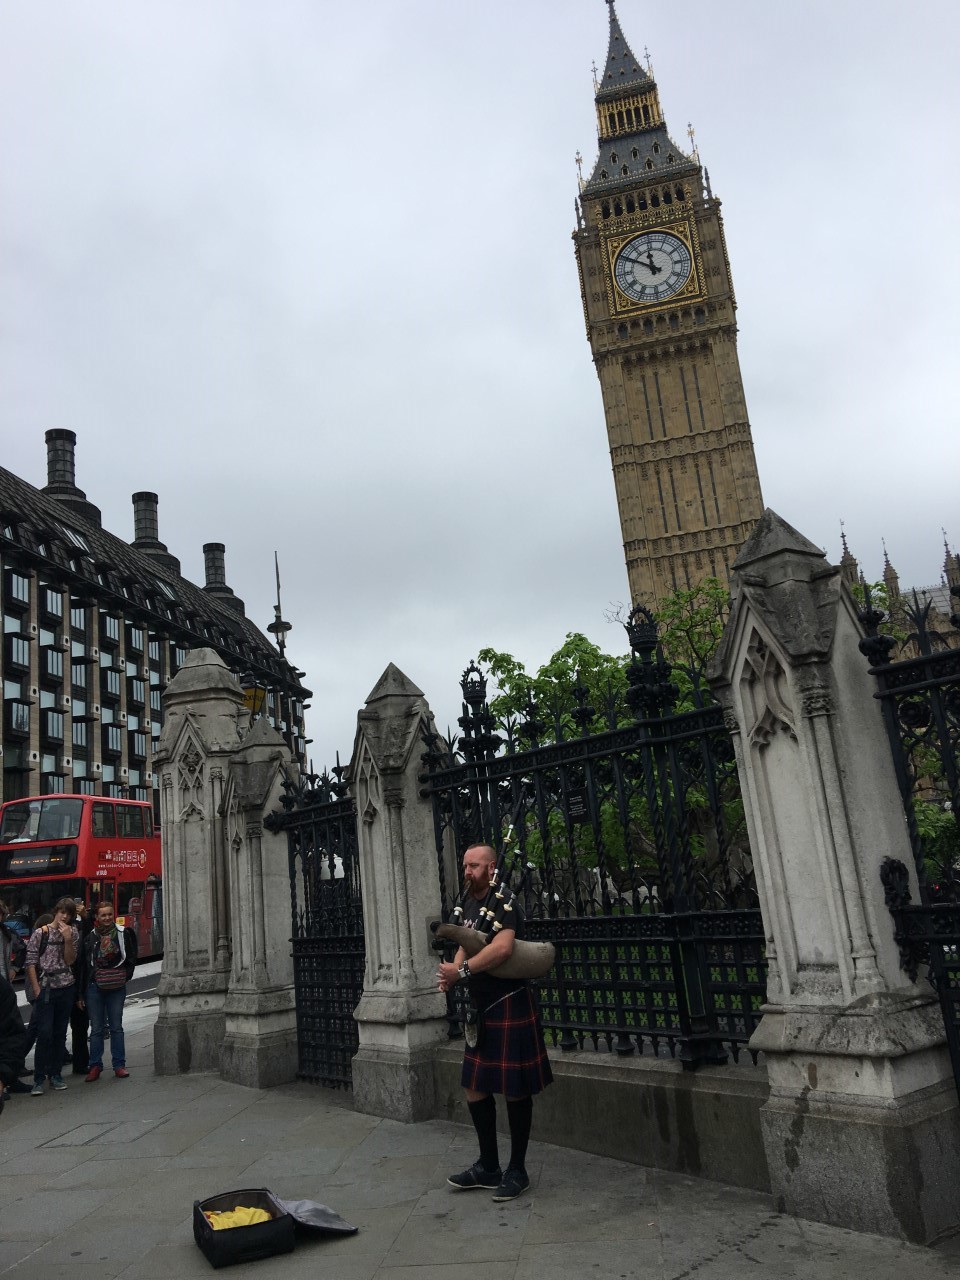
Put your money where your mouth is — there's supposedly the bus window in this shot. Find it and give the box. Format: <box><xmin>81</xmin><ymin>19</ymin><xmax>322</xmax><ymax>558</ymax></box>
<box><xmin>143</xmin><ymin>810</ymin><xmax>154</xmax><ymax>838</ymax></box>
<box><xmin>91</xmin><ymin>803</ymin><xmax>116</xmax><ymax>838</ymax></box>
<box><xmin>7</xmin><ymin>880</ymin><xmax>84</xmax><ymax>924</ymax></box>
<box><xmin>0</xmin><ymin>797</ymin><xmax>83</xmax><ymax>843</ymax></box>
<box><xmin>117</xmin><ymin>881</ymin><xmax>145</xmax><ymax>914</ymax></box>
<box><xmin>117</xmin><ymin>806</ymin><xmax>145</xmax><ymax>838</ymax></box>
<box><xmin>90</xmin><ymin>881</ymin><xmax>117</xmax><ymax>910</ymax></box>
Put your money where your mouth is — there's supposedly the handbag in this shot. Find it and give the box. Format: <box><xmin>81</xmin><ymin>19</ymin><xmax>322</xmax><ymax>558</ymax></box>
<box><xmin>95</xmin><ymin>963</ymin><xmax>127</xmax><ymax>991</ymax></box>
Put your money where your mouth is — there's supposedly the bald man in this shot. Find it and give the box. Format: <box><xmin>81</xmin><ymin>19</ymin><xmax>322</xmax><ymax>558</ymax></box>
<box><xmin>437</xmin><ymin>844</ymin><xmax>552</xmax><ymax>1201</ymax></box>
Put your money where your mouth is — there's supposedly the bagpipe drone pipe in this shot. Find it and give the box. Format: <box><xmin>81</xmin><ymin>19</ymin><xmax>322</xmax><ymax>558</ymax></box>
<box><xmin>430</xmin><ymin>808</ymin><xmax>556</xmax><ymax>980</ymax></box>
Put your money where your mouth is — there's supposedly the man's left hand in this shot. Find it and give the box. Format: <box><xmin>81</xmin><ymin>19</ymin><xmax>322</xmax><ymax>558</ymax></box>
<box><xmin>437</xmin><ymin>961</ymin><xmax>461</xmax><ymax>992</ymax></box>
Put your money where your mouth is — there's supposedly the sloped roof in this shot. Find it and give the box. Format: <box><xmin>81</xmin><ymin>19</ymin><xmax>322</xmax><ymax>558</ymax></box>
<box><xmin>0</xmin><ymin>463</ymin><xmax>310</xmax><ymax>697</ymax></box>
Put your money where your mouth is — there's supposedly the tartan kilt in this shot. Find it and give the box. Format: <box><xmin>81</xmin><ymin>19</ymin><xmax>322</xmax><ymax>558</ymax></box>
<box><xmin>461</xmin><ymin>984</ymin><xmax>553</xmax><ymax>1097</ymax></box>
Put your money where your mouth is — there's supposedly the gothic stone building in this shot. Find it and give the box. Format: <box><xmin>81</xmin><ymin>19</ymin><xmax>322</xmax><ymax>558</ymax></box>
<box><xmin>576</xmin><ymin>3</ymin><xmax>764</xmax><ymax>607</ymax></box>
<box><xmin>0</xmin><ymin>430</ymin><xmax>310</xmax><ymax>810</ymax></box>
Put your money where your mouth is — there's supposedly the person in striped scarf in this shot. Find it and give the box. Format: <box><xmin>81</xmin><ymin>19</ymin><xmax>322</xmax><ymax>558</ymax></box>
<box><xmin>79</xmin><ymin>902</ymin><xmax>137</xmax><ymax>1081</ymax></box>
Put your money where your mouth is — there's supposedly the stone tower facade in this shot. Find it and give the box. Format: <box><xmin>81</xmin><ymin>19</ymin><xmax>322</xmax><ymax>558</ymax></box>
<box><xmin>576</xmin><ymin>3</ymin><xmax>764</xmax><ymax>606</ymax></box>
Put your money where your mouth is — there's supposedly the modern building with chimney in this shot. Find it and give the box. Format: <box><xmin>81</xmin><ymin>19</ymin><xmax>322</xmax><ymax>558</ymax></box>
<box><xmin>0</xmin><ymin>430</ymin><xmax>310</xmax><ymax>809</ymax></box>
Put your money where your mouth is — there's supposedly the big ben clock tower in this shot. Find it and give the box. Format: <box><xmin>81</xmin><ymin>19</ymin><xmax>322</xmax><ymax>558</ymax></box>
<box><xmin>577</xmin><ymin>2</ymin><xmax>763</xmax><ymax>606</ymax></box>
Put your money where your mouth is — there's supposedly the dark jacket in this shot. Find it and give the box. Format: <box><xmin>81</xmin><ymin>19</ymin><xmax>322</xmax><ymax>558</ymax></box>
<box><xmin>81</xmin><ymin>925</ymin><xmax>138</xmax><ymax>992</ymax></box>
<box><xmin>0</xmin><ymin>975</ymin><xmax>28</xmax><ymax>1086</ymax></box>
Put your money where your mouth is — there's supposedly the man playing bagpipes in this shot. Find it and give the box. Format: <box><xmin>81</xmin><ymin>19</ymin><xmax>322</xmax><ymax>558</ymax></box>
<box><xmin>436</xmin><ymin>843</ymin><xmax>553</xmax><ymax>1202</ymax></box>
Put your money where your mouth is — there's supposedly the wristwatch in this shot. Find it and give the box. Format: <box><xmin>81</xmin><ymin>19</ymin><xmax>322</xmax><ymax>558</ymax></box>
<box><xmin>458</xmin><ymin>959</ymin><xmax>471</xmax><ymax>980</ymax></box>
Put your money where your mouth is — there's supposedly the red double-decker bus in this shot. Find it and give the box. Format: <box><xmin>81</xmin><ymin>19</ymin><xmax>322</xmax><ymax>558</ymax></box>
<box><xmin>0</xmin><ymin>794</ymin><xmax>163</xmax><ymax>959</ymax></box>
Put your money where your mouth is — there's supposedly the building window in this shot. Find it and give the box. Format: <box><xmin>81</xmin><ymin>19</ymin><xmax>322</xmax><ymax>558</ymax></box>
<box><xmin>6</xmin><ymin>634</ymin><xmax>30</xmax><ymax>670</ymax></box>
<box><xmin>127</xmin><ymin>626</ymin><xmax>144</xmax><ymax>653</ymax></box>
<box><xmin>72</xmin><ymin>663</ymin><xmax>88</xmax><ymax>690</ymax></box>
<box><xmin>72</xmin><ymin>721</ymin><xmax>88</xmax><ymax>748</ymax></box>
<box><xmin>5</xmin><ymin>572</ymin><xmax>30</xmax><ymax>608</ymax></box>
<box><xmin>42</xmin><ymin>587</ymin><xmax>63</xmax><ymax>618</ymax></box>
<box><xmin>101</xmin><ymin>614</ymin><xmax>120</xmax><ymax>644</ymax></box>
<box><xmin>103</xmin><ymin>724</ymin><xmax>123</xmax><ymax>756</ymax></box>
<box><xmin>129</xmin><ymin>732</ymin><xmax>147</xmax><ymax>760</ymax></box>
<box><xmin>41</xmin><ymin>648</ymin><xmax>64</xmax><ymax>682</ymax></box>
<box><xmin>102</xmin><ymin>669</ymin><xmax>121</xmax><ymax>699</ymax></box>
<box><xmin>42</xmin><ymin>711</ymin><xmax>65</xmax><ymax>742</ymax></box>
<box><xmin>3</xmin><ymin>701</ymin><xmax>30</xmax><ymax>737</ymax></box>
<box><xmin>128</xmin><ymin>678</ymin><xmax>146</xmax><ymax>706</ymax></box>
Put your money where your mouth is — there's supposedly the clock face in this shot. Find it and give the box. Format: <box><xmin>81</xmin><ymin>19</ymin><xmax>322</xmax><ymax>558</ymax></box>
<box><xmin>614</xmin><ymin>231</ymin><xmax>693</xmax><ymax>304</ymax></box>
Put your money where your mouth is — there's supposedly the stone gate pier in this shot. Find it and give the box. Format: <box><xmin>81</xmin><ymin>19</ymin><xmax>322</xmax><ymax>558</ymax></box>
<box><xmin>709</xmin><ymin>510</ymin><xmax>960</xmax><ymax>1243</ymax></box>
<box><xmin>153</xmin><ymin>648</ymin><xmax>298</xmax><ymax>1087</ymax></box>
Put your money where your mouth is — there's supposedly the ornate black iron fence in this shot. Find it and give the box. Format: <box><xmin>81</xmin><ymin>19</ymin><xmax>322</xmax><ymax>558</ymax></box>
<box><xmin>862</xmin><ymin>589</ymin><xmax>960</xmax><ymax>1092</ymax></box>
<box><xmin>264</xmin><ymin>766</ymin><xmax>363</xmax><ymax>1088</ymax></box>
<box><xmin>420</xmin><ymin>607</ymin><xmax>766</xmax><ymax>1069</ymax></box>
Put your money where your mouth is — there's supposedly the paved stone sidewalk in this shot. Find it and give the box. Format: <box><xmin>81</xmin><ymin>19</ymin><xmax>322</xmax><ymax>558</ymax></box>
<box><xmin>1</xmin><ymin>1019</ymin><xmax>958</xmax><ymax>1279</ymax></box>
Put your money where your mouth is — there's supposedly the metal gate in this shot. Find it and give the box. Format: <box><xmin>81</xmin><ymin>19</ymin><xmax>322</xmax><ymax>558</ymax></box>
<box><xmin>265</xmin><ymin>767</ymin><xmax>364</xmax><ymax>1088</ymax></box>
<box><xmin>861</xmin><ymin>589</ymin><xmax>960</xmax><ymax>1094</ymax></box>
<box><xmin>420</xmin><ymin>606</ymin><xmax>767</xmax><ymax>1070</ymax></box>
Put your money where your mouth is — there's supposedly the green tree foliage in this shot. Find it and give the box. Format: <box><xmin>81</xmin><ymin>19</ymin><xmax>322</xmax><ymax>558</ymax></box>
<box><xmin>654</xmin><ymin>577</ymin><xmax>730</xmax><ymax>677</ymax></box>
<box><xmin>477</xmin><ymin>632</ymin><xmax>628</xmax><ymax>736</ymax></box>
<box><xmin>475</xmin><ymin>583</ymin><xmax>747</xmax><ymax>901</ymax></box>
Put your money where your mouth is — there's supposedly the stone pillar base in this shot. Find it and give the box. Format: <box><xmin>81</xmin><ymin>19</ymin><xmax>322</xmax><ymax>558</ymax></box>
<box><xmin>154</xmin><ymin>1009</ymin><xmax>226</xmax><ymax>1075</ymax></box>
<box><xmin>753</xmin><ymin>999</ymin><xmax>960</xmax><ymax>1244</ymax></box>
<box><xmin>220</xmin><ymin>1027</ymin><xmax>297</xmax><ymax>1089</ymax></box>
<box><xmin>760</xmin><ymin>1077</ymin><xmax>960</xmax><ymax>1244</ymax></box>
<box><xmin>352</xmin><ymin>1043</ymin><xmax>442</xmax><ymax>1123</ymax></box>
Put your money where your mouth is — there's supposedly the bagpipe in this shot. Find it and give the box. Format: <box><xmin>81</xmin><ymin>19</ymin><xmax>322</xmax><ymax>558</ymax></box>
<box><xmin>431</xmin><ymin>810</ymin><xmax>556</xmax><ymax>981</ymax></box>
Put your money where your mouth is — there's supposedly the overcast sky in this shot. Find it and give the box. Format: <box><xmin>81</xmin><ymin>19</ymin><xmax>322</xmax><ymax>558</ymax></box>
<box><xmin>2</xmin><ymin>1</ymin><xmax>958</xmax><ymax>766</ymax></box>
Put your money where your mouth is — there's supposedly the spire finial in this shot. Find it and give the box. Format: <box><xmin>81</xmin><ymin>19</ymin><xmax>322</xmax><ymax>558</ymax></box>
<box><xmin>687</xmin><ymin>122</ymin><xmax>700</xmax><ymax>163</ymax></box>
<box><xmin>575</xmin><ymin>150</ymin><xmax>584</xmax><ymax>190</ymax></box>
<box><xmin>267</xmin><ymin>550</ymin><xmax>293</xmax><ymax>656</ymax></box>
<box><xmin>644</xmin><ymin>45</ymin><xmax>653</xmax><ymax>74</ymax></box>
<box><xmin>591</xmin><ymin>59</ymin><xmax>598</xmax><ymax>91</ymax></box>
<box><xmin>882</xmin><ymin>537</ymin><xmax>891</xmax><ymax>568</ymax></box>
<box><xmin>840</xmin><ymin>520</ymin><xmax>850</xmax><ymax>556</ymax></box>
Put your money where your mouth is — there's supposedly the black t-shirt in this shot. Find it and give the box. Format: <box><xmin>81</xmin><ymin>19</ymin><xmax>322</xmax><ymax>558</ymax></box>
<box><xmin>460</xmin><ymin>888</ymin><xmax>526</xmax><ymax>1007</ymax></box>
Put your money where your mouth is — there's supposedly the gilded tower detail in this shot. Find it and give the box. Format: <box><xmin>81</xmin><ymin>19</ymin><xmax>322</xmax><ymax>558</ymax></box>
<box><xmin>576</xmin><ymin>3</ymin><xmax>763</xmax><ymax>606</ymax></box>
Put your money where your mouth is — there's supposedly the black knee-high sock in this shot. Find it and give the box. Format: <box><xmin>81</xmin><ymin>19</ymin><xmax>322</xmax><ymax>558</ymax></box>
<box><xmin>467</xmin><ymin>1096</ymin><xmax>499</xmax><ymax>1172</ymax></box>
<box><xmin>506</xmin><ymin>1096</ymin><xmax>533</xmax><ymax>1172</ymax></box>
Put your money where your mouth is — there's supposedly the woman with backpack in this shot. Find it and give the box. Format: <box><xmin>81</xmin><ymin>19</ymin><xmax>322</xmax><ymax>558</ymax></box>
<box><xmin>79</xmin><ymin>901</ymin><xmax>137</xmax><ymax>1082</ymax></box>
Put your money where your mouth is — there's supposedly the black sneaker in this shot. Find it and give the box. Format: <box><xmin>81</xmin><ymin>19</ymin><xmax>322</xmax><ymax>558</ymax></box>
<box><xmin>447</xmin><ymin>1161</ymin><xmax>502</xmax><ymax>1190</ymax></box>
<box><xmin>492</xmin><ymin>1168</ymin><xmax>530</xmax><ymax>1202</ymax></box>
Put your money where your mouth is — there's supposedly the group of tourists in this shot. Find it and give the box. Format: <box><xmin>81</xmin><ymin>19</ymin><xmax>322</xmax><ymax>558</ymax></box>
<box><xmin>0</xmin><ymin>895</ymin><xmax>137</xmax><ymax>1111</ymax></box>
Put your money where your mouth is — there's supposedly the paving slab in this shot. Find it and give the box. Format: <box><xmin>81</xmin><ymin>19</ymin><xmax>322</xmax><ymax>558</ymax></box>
<box><xmin>4</xmin><ymin>1014</ymin><xmax>959</xmax><ymax>1280</ymax></box>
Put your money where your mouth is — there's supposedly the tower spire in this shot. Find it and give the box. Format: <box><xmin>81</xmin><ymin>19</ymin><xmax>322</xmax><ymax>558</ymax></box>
<box><xmin>584</xmin><ymin>1</ymin><xmax>695</xmax><ymax>196</ymax></box>
<box><xmin>600</xmin><ymin>0</ymin><xmax>650</xmax><ymax>95</ymax></box>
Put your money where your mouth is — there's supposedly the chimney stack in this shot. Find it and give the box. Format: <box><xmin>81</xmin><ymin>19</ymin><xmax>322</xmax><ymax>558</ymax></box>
<box><xmin>42</xmin><ymin>429</ymin><xmax>101</xmax><ymax>526</ymax></box>
<box><xmin>45</xmin><ymin>429</ymin><xmax>78</xmax><ymax>490</ymax></box>
<box><xmin>130</xmin><ymin>491</ymin><xmax>181</xmax><ymax>576</ymax></box>
<box><xmin>203</xmin><ymin>543</ymin><xmax>245</xmax><ymax>616</ymax></box>
<box><xmin>132</xmin><ymin>492</ymin><xmax>160</xmax><ymax>544</ymax></box>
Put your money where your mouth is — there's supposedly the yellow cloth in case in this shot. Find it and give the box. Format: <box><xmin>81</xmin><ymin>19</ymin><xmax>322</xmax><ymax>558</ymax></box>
<box><xmin>204</xmin><ymin>1207</ymin><xmax>272</xmax><ymax>1231</ymax></box>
